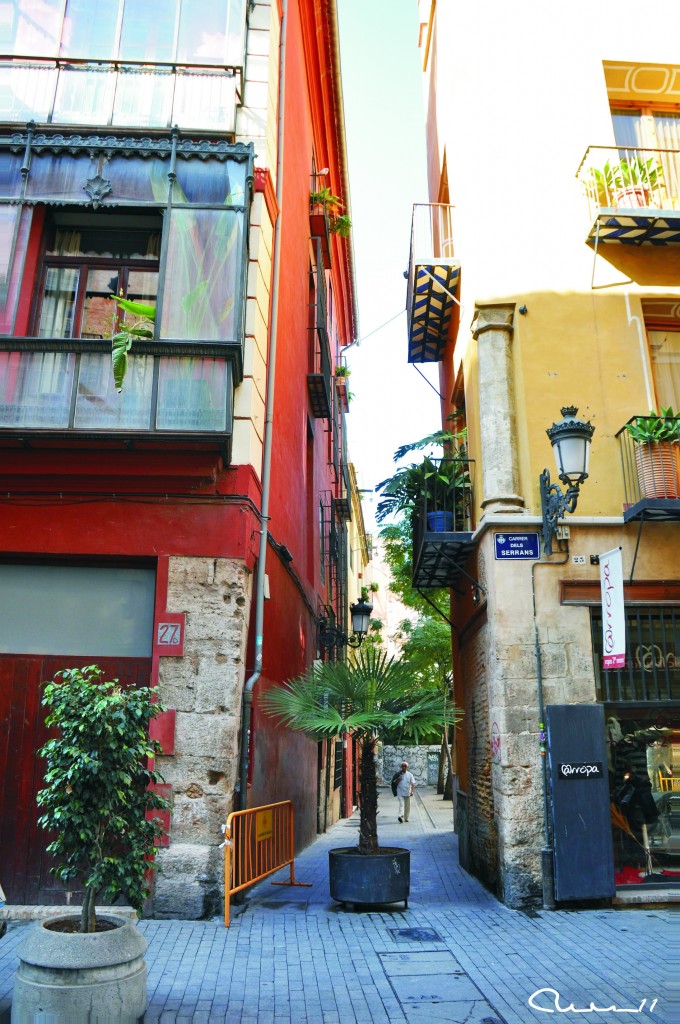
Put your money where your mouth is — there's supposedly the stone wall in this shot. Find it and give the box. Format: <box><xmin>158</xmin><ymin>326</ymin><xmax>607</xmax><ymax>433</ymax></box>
<box><xmin>154</xmin><ymin>556</ymin><xmax>252</xmax><ymax>919</ymax></box>
<box><xmin>379</xmin><ymin>744</ymin><xmax>441</xmax><ymax>786</ymax></box>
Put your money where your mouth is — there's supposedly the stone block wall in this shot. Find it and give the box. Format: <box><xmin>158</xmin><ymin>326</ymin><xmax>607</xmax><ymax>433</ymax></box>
<box><xmin>379</xmin><ymin>744</ymin><xmax>441</xmax><ymax>786</ymax></box>
<box><xmin>154</xmin><ymin>556</ymin><xmax>252</xmax><ymax>919</ymax></box>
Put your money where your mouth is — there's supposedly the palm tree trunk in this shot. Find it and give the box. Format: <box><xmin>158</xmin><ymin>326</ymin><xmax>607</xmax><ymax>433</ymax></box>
<box><xmin>358</xmin><ymin>735</ymin><xmax>379</xmax><ymax>854</ymax></box>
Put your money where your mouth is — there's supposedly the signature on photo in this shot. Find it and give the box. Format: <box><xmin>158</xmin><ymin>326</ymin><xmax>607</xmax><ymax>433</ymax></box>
<box><xmin>528</xmin><ymin>988</ymin><xmax>659</xmax><ymax>1014</ymax></box>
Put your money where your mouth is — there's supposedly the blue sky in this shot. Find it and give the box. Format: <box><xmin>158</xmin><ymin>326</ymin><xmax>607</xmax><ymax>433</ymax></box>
<box><xmin>337</xmin><ymin>0</ymin><xmax>441</xmax><ymax>527</ymax></box>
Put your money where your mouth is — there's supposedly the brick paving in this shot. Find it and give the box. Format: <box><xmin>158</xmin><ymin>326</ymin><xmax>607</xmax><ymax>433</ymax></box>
<box><xmin>0</xmin><ymin>786</ymin><xmax>669</xmax><ymax>1023</ymax></box>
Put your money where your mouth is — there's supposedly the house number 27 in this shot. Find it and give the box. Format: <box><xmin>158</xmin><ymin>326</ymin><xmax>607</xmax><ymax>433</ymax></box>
<box><xmin>157</xmin><ymin>623</ymin><xmax>181</xmax><ymax>646</ymax></box>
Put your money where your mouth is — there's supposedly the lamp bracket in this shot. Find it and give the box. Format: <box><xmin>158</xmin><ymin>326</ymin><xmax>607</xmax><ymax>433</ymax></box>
<box><xmin>540</xmin><ymin>468</ymin><xmax>580</xmax><ymax>555</ymax></box>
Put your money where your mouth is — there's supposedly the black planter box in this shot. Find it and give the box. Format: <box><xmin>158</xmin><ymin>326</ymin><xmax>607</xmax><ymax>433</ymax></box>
<box><xmin>329</xmin><ymin>847</ymin><xmax>410</xmax><ymax>908</ymax></box>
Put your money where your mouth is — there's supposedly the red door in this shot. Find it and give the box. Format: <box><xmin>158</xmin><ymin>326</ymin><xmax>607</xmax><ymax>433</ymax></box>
<box><xmin>0</xmin><ymin>655</ymin><xmax>151</xmax><ymax>905</ymax></box>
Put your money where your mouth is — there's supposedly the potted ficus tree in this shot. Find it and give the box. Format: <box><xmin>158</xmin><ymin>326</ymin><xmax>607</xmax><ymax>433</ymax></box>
<box><xmin>12</xmin><ymin>665</ymin><xmax>168</xmax><ymax>1023</ymax></box>
<box><xmin>260</xmin><ymin>647</ymin><xmax>457</xmax><ymax>909</ymax></box>
<box><xmin>626</xmin><ymin>407</ymin><xmax>680</xmax><ymax>499</ymax></box>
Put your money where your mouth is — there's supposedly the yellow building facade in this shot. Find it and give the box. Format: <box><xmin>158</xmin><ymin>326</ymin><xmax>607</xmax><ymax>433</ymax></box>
<box><xmin>409</xmin><ymin>1</ymin><xmax>680</xmax><ymax>907</ymax></box>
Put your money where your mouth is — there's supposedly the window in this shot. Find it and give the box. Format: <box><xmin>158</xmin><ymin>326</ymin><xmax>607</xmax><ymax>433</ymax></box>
<box><xmin>591</xmin><ymin>606</ymin><xmax>680</xmax><ymax>702</ymax></box>
<box><xmin>34</xmin><ymin>215</ymin><xmax>160</xmax><ymax>341</ymax></box>
<box><xmin>611</xmin><ymin>105</ymin><xmax>680</xmax><ymax>205</ymax></box>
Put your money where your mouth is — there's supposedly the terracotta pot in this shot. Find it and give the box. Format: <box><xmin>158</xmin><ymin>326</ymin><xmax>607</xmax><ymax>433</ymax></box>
<box><xmin>634</xmin><ymin>441</ymin><xmax>679</xmax><ymax>499</ymax></box>
<box><xmin>613</xmin><ymin>186</ymin><xmax>649</xmax><ymax>208</ymax></box>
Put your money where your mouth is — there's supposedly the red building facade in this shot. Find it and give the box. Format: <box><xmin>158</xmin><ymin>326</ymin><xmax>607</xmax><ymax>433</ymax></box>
<box><xmin>0</xmin><ymin>0</ymin><xmax>358</xmax><ymax>916</ymax></box>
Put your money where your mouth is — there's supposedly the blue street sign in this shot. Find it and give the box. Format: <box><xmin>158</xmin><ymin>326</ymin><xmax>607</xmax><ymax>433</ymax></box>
<box><xmin>494</xmin><ymin>532</ymin><xmax>540</xmax><ymax>560</ymax></box>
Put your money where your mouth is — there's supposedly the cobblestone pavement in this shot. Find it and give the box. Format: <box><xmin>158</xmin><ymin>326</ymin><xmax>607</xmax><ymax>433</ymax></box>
<box><xmin>0</xmin><ymin>787</ymin><xmax>669</xmax><ymax>1023</ymax></box>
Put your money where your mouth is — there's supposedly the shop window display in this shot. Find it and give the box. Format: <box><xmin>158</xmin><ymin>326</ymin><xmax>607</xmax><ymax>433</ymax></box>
<box><xmin>607</xmin><ymin>711</ymin><xmax>679</xmax><ymax>888</ymax></box>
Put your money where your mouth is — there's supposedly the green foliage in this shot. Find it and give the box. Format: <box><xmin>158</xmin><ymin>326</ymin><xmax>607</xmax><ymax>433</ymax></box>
<box><xmin>260</xmin><ymin>648</ymin><xmax>458</xmax><ymax>852</ymax></box>
<box><xmin>329</xmin><ymin>213</ymin><xmax>352</xmax><ymax>237</ymax></box>
<box><xmin>109</xmin><ymin>296</ymin><xmax>156</xmax><ymax>392</ymax></box>
<box><xmin>375</xmin><ymin>428</ymin><xmax>469</xmax><ymax>525</ymax></box>
<box><xmin>37</xmin><ymin>665</ymin><xmax>169</xmax><ymax>931</ymax></box>
<box><xmin>379</xmin><ymin>519</ymin><xmax>450</xmax><ymax>614</ymax></box>
<box><xmin>309</xmin><ymin>187</ymin><xmax>342</xmax><ymax>209</ymax></box>
<box><xmin>625</xmin><ymin>407</ymin><xmax>680</xmax><ymax>444</ymax></box>
<box><xmin>586</xmin><ymin>156</ymin><xmax>664</xmax><ymax>205</ymax></box>
<box><xmin>399</xmin><ymin>617</ymin><xmax>453</xmax><ymax>692</ymax></box>
<box><xmin>335</xmin><ymin>365</ymin><xmax>351</xmax><ymax>378</ymax></box>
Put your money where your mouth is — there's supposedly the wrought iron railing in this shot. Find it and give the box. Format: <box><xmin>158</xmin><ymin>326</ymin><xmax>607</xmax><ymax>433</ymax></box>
<box><xmin>576</xmin><ymin>145</ymin><xmax>680</xmax><ymax>218</ymax></box>
<box><xmin>406</xmin><ymin>203</ymin><xmax>455</xmax><ymax>314</ymax></box>
<box><xmin>616</xmin><ymin>416</ymin><xmax>680</xmax><ymax>506</ymax></box>
<box><xmin>412</xmin><ymin>456</ymin><xmax>473</xmax><ymax>539</ymax></box>
<box><xmin>591</xmin><ymin>606</ymin><xmax>680</xmax><ymax>702</ymax></box>
<box><xmin>308</xmin><ymin>238</ymin><xmax>331</xmax><ymax>391</ymax></box>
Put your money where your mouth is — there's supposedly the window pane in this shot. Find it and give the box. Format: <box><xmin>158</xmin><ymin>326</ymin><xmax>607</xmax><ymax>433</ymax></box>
<box><xmin>224</xmin><ymin>0</ymin><xmax>246</xmax><ymax>66</ymax></box>
<box><xmin>160</xmin><ymin>208</ymin><xmax>242</xmax><ymax>341</ymax></box>
<box><xmin>37</xmin><ymin>267</ymin><xmax>78</xmax><ymax>337</ymax></box>
<box><xmin>5</xmin><ymin>0</ymin><xmax>64</xmax><ymax>57</ymax></box>
<box><xmin>0</xmin><ymin>63</ymin><xmax>57</xmax><ymax>122</ymax></box>
<box><xmin>118</xmin><ymin>0</ymin><xmax>178</xmax><ymax>62</ymax></box>
<box><xmin>111</xmin><ymin>67</ymin><xmax>173</xmax><ymax>130</ymax></box>
<box><xmin>0</xmin><ymin>152</ymin><xmax>26</xmax><ymax>199</ymax></box>
<box><xmin>127</xmin><ymin>269</ymin><xmax>158</xmax><ymax>307</ymax></box>
<box><xmin>0</xmin><ymin>564</ymin><xmax>155</xmax><ymax>657</ymax></box>
<box><xmin>81</xmin><ymin>267</ymin><xmax>119</xmax><ymax>338</ymax></box>
<box><xmin>52</xmin><ymin>64</ymin><xmax>115</xmax><ymax>125</ymax></box>
<box><xmin>48</xmin><ymin>224</ymin><xmax>160</xmax><ymax>259</ymax></box>
<box><xmin>176</xmin><ymin>0</ymin><xmax>229</xmax><ymax>64</ymax></box>
<box><xmin>611</xmin><ymin>109</ymin><xmax>644</xmax><ymax>148</ymax></box>
<box><xmin>653</xmin><ymin>112</ymin><xmax>680</xmax><ymax>201</ymax></box>
<box><xmin>0</xmin><ymin>350</ymin><xmax>75</xmax><ymax>426</ymax></box>
<box><xmin>648</xmin><ymin>330</ymin><xmax>680</xmax><ymax>411</ymax></box>
<box><xmin>75</xmin><ymin>352</ymin><xmax>153</xmax><ymax>428</ymax></box>
<box><xmin>60</xmin><ymin>0</ymin><xmax>120</xmax><ymax>59</ymax></box>
<box><xmin>156</xmin><ymin>356</ymin><xmax>228</xmax><ymax>431</ymax></box>
<box><xmin>0</xmin><ymin>205</ymin><xmax>32</xmax><ymax>334</ymax></box>
<box><xmin>26</xmin><ymin>153</ymin><xmax>99</xmax><ymax>201</ymax></box>
<box><xmin>172</xmin><ymin>69</ymin><xmax>237</xmax><ymax>131</ymax></box>
<box><xmin>174</xmin><ymin>156</ymin><xmax>245</xmax><ymax>205</ymax></box>
<box><xmin>104</xmin><ymin>155</ymin><xmax>170</xmax><ymax>204</ymax></box>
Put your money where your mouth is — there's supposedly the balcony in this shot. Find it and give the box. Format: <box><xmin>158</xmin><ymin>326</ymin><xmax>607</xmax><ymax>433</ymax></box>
<box><xmin>406</xmin><ymin>204</ymin><xmax>460</xmax><ymax>363</ymax></box>
<box><xmin>307</xmin><ymin>240</ymin><xmax>332</xmax><ymax>419</ymax></box>
<box><xmin>617</xmin><ymin>415</ymin><xmax>680</xmax><ymax>522</ymax></box>
<box><xmin>0</xmin><ymin>343</ymin><xmax>234</xmax><ymax>452</ymax></box>
<box><xmin>0</xmin><ymin>58</ymin><xmax>241</xmax><ymax>134</ymax></box>
<box><xmin>577</xmin><ymin>146</ymin><xmax>680</xmax><ymax>246</ymax></box>
<box><xmin>412</xmin><ymin>457</ymin><xmax>475</xmax><ymax>588</ymax></box>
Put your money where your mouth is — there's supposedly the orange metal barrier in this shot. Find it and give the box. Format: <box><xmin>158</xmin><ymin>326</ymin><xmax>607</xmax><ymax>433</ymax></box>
<box><xmin>223</xmin><ymin>800</ymin><xmax>311</xmax><ymax>926</ymax></box>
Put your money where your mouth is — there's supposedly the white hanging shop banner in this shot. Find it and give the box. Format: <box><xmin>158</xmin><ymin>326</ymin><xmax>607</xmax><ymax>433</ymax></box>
<box><xmin>599</xmin><ymin>547</ymin><xmax>626</xmax><ymax>669</ymax></box>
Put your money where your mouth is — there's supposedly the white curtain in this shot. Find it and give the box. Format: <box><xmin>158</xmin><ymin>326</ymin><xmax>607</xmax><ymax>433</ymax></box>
<box><xmin>648</xmin><ymin>330</ymin><xmax>680</xmax><ymax>411</ymax></box>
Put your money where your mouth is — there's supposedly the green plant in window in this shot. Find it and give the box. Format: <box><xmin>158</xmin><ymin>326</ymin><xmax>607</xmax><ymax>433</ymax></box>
<box><xmin>329</xmin><ymin>212</ymin><xmax>352</xmax><ymax>237</ymax></box>
<box><xmin>110</xmin><ymin>296</ymin><xmax>156</xmax><ymax>392</ymax></box>
<box><xmin>625</xmin><ymin>406</ymin><xmax>680</xmax><ymax>444</ymax></box>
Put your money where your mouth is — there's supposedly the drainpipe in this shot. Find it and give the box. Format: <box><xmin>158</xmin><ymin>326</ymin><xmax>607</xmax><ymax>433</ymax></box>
<box><xmin>237</xmin><ymin>0</ymin><xmax>288</xmax><ymax>811</ymax></box>
<box><xmin>531</xmin><ymin>549</ymin><xmax>569</xmax><ymax>910</ymax></box>
<box><xmin>624</xmin><ymin>291</ymin><xmax>654</xmax><ymax>411</ymax></box>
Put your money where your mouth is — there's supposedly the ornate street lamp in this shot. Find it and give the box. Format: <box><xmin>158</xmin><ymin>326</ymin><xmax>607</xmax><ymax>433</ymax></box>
<box><xmin>540</xmin><ymin>406</ymin><xmax>595</xmax><ymax>555</ymax></box>
<box><xmin>318</xmin><ymin>596</ymin><xmax>373</xmax><ymax>651</ymax></box>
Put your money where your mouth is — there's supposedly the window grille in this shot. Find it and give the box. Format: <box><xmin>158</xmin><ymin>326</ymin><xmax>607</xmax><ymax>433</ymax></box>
<box><xmin>590</xmin><ymin>606</ymin><xmax>680</xmax><ymax>702</ymax></box>
<box><xmin>333</xmin><ymin>740</ymin><xmax>343</xmax><ymax>790</ymax></box>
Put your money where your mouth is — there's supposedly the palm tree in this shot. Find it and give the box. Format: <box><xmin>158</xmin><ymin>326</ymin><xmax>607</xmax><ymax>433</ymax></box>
<box><xmin>259</xmin><ymin>647</ymin><xmax>459</xmax><ymax>854</ymax></box>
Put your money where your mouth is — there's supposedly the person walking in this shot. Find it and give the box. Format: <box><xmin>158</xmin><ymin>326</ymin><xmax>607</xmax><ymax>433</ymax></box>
<box><xmin>395</xmin><ymin>761</ymin><xmax>416</xmax><ymax>822</ymax></box>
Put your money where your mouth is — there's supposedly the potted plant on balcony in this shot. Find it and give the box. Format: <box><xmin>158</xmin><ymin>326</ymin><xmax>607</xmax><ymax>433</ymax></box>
<box><xmin>586</xmin><ymin>155</ymin><xmax>664</xmax><ymax>209</ymax></box>
<box><xmin>375</xmin><ymin>452</ymin><xmax>470</xmax><ymax>532</ymax></box>
<box><xmin>625</xmin><ymin>407</ymin><xmax>680</xmax><ymax>499</ymax></box>
<box><xmin>12</xmin><ymin>665</ymin><xmax>168</xmax><ymax>1023</ymax></box>
<box><xmin>335</xmin><ymin>365</ymin><xmax>352</xmax><ymax>411</ymax></box>
<box><xmin>260</xmin><ymin>647</ymin><xmax>456</xmax><ymax>909</ymax></box>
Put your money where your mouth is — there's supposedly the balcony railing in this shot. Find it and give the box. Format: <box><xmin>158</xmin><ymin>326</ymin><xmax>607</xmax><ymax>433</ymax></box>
<box><xmin>307</xmin><ymin>238</ymin><xmax>332</xmax><ymax>419</ymax></box>
<box><xmin>0</xmin><ymin>58</ymin><xmax>241</xmax><ymax>134</ymax></box>
<box><xmin>576</xmin><ymin>146</ymin><xmax>680</xmax><ymax>246</ymax></box>
<box><xmin>0</xmin><ymin>344</ymin><xmax>233</xmax><ymax>444</ymax></box>
<box><xmin>412</xmin><ymin>457</ymin><xmax>475</xmax><ymax>588</ymax></box>
<box><xmin>617</xmin><ymin>415</ymin><xmax>680</xmax><ymax>522</ymax></box>
<box><xmin>406</xmin><ymin>203</ymin><xmax>460</xmax><ymax>363</ymax></box>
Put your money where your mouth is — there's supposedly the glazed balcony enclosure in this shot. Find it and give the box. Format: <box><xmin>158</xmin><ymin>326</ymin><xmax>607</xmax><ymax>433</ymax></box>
<box><xmin>406</xmin><ymin>204</ymin><xmax>460</xmax><ymax>363</ymax></box>
<box><xmin>617</xmin><ymin>415</ymin><xmax>680</xmax><ymax>523</ymax></box>
<box><xmin>412</xmin><ymin>457</ymin><xmax>475</xmax><ymax>589</ymax></box>
<box><xmin>577</xmin><ymin>145</ymin><xmax>680</xmax><ymax>246</ymax></box>
<box><xmin>0</xmin><ymin>129</ymin><xmax>253</xmax><ymax>453</ymax></box>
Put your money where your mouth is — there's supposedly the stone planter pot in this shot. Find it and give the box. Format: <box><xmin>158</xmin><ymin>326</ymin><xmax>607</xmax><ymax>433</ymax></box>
<box><xmin>12</xmin><ymin>914</ymin><xmax>147</xmax><ymax>1023</ymax></box>
<box><xmin>329</xmin><ymin>847</ymin><xmax>410</xmax><ymax>909</ymax></box>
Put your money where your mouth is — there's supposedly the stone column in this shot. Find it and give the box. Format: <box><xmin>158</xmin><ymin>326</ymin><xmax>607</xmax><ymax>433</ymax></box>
<box><xmin>472</xmin><ymin>303</ymin><xmax>525</xmax><ymax>514</ymax></box>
